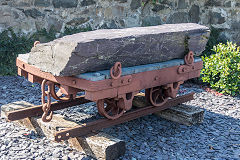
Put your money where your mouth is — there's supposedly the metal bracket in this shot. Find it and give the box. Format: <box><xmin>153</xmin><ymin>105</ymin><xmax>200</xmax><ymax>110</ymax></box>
<box><xmin>109</xmin><ymin>62</ymin><xmax>134</xmax><ymax>88</ymax></box>
<box><xmin>163</xmin><ymin>81</ymin><xmax>184</xmax><ymax>98</ymax></box>
<box><xmin>110</xmin><ymin>75</ymin><xmax>132</xmax><ymax>88</ymax></box>
<box><xmin>178</xmin><ymin>51</ymin><xmax>195</xmax><ymax>74</ymax></box>
<box><xmin>117</xmin><ymin>91</ymin><xmax>138</xmax><ymax>111</ymax></box>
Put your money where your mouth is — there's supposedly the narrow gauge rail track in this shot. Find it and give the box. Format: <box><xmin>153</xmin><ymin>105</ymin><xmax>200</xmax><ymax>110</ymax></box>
<box><xmin>6</xmin><ymin>96</ymin><xmax>90</xmax><ymax>121</ymax></box>
<box><xmin>5</xmin><ymin>92</ymin><xmax>194</xmax><ymax>141</ymax></box>
<box><xmin>54</xmin><ymin>93</ymin><xmax>194</xmax><ymax>142</ymax></box>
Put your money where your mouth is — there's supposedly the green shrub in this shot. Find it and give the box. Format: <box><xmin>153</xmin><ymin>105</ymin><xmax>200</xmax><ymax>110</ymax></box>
<box><xmin>0</xmin><ymin>29</ymin><xmax>34</xmax><ymax>75</ymax></box>
<box><xmin>201</xmin><ymin>42</ymin><xmax>240</xmax><ymax>96</ymax></box>
<box><xmin>0</xmin><ymin>27</ymin><xmax>59</xmax><ymax>75</ymax></box>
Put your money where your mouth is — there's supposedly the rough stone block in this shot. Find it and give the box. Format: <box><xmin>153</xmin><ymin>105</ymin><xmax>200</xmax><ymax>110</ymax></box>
<box><xmin>167</xmin><ymin>12</ymin><xmax>189</xmax><ymax>23</ymax></box>
<box><xmin>52</xmin><ymin>0</ymin><xmax>78</xmax><ymax>8</ymax></box>
<box><xmin>34</xmin><ymin>0</ymin><xmax>51</xmax><ymax>7</ymax></box>
<box><xmin>130</xmin><ymin>0</ymin><xmax>141</xmax><ymax>10</ymax></box>
<box><xmin>209</xmin><ymin>11</ymin><xmax>225</xmax><ymax>24</ymax></box>
<box><xmin>1</xmin><ymin>101</ymin><xmax>126</xmax><ymax>160</ymax></box>
<box><xmin>23</xmin><ymin>8</ymin><xmax>44</xmax><ymax>18</ymax></box>
<box><xmin>80</xmin><ymin>0</ymin><xmax>96</xmax><ymax>6</ymax></box>
<box><xmin>189</xmin><ymin>5</ymin><xmax>200</xmax><ymax>23</ymax></box>
<box><xmin>20</xmin><ymin>23</ymin><xmax>210</xmax><ymax>76</ymax></box>
<box><xmin>178</xmin><ymin>0</ymin><xmax>187</xmax><ymax>9</ymax></box>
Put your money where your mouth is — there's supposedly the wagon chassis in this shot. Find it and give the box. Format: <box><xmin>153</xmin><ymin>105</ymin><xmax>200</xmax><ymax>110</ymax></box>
<box><xmin>7</xmin><ymin>51</ymin><xmax>202</xmax><ymax>141</ymax></box>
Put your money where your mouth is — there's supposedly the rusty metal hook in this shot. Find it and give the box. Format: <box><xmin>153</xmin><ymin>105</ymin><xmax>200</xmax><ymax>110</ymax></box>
<box><xmin>34</xmin><ymin>41</ymin><xmax>40</xmax><ymax>47</ymax></box>
<box><xmin>41</xmin><ymin>110</ymin><xmax>53</xmax><ymax>122</ymax></box>
<box><xmin>184</xmin><ymin>51</ymin><xmax>194</xmax><ymax>66</ymax></box>
<box><xmin>110</xmin><ymin>62</ymin><xmax>122</xmax><ymax>79</ymax></box>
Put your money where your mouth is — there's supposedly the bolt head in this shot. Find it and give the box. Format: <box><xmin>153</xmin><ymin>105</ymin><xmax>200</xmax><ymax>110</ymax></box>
<box><xmin>72</xmin><ymin>80</ymin><xmax>76</xmax><ymax>85</ymax></box>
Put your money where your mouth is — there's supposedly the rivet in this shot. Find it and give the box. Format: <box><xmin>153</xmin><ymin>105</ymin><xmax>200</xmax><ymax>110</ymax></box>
<box><xmin>66</xmin><ymin>133</ymin><xmax>69</xmax><ymax>137</ymax></box>
<box><xmin>72</xmin><ymin>80</ymin><xmax>76</xmax><ymax>85</ymax></box>
<box><xmin>58</xmin><ymin>135</ymin><xmax>61</xmax><ymax>139</ymax></box>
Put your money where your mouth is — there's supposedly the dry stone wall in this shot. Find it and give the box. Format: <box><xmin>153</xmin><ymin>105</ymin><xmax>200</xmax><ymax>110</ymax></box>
<box><xmin>0</xmin><ymin>0</ymin><xmax>240</xmax><ymax>44</ymax></box>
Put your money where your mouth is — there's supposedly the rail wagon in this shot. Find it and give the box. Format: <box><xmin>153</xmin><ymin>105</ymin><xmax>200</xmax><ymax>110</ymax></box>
<box><xmin>7</xmin><ymin>23</ymin><xmax>209</xmax><ymax>141</ymax></box>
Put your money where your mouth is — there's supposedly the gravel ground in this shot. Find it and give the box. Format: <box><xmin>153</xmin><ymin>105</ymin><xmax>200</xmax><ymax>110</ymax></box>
<box><xmin>0</xmin><ymin>76</ymin><xmax>240</xmax><ymax>160</ymax></box>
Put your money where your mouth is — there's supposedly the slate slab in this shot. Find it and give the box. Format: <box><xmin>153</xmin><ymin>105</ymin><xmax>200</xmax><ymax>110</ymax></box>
<box><xmin>20</xmin><ymin>23</ymin><xmax>210</xmax><ymax>76</ymax></box>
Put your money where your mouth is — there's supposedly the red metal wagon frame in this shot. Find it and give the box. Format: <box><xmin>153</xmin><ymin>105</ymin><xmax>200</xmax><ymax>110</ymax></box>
<box><xmin>8</xmin><ymin>51</ymin><xmax>202</xmax><ymax>141</ymax></box>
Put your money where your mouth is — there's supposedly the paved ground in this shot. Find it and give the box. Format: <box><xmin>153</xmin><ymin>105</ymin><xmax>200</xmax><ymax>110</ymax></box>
<box><xmin>0</xmin><ymin>76</ymin><xmax>239</xmax><ymax>159</ymax></box>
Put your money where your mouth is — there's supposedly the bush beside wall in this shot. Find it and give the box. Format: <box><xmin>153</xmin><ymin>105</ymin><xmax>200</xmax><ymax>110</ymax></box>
<box><xmin>201</xmin><ymin>42</ymin><xmax>240</xmax><ymax>96</ymax></box>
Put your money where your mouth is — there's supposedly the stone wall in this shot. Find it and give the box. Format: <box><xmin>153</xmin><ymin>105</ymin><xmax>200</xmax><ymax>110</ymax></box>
<box><xmin>0</xmin><ymin>0</ymin><xmax>240</xmax><ymax>44</ymax></box>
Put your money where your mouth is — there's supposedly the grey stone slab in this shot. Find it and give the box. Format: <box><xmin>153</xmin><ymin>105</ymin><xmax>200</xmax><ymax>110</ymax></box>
<box><xmin>22</xmin><ymin>23</ymin><xmax>209</xmax><ymax>76</ymax></box>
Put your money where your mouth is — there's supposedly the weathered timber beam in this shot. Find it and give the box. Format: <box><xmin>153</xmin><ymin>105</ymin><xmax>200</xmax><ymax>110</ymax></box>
<box><xmin>132</xmin><ymin>93</ymin><xmax>205</xmax><ymax>126</ymax></box>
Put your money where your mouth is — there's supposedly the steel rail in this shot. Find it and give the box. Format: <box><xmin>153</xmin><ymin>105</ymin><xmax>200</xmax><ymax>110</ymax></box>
<box><xmin>54</xmin><ymin>92</ymin><xmax>194</xmax><ymax>142</ymax></box>
<box><xmin>7</xmin><ymin>96</ymin><xmax>91</xmax><ymax>121</ymax></box>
